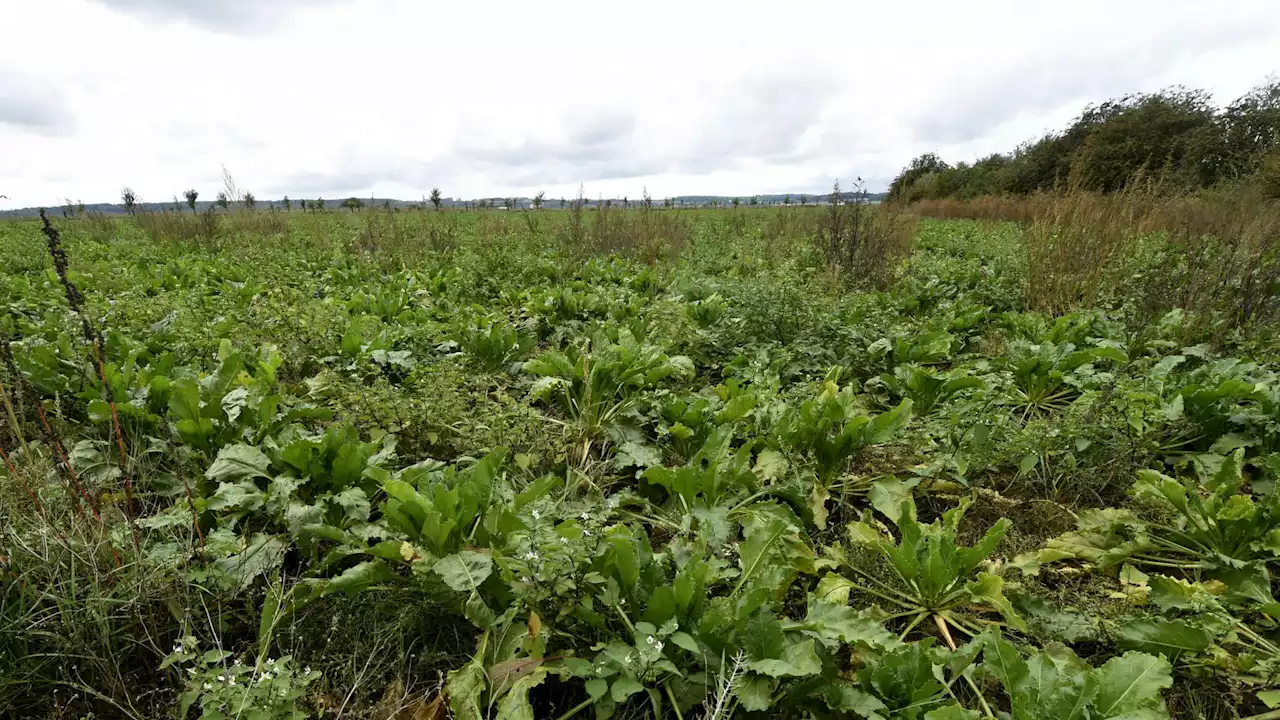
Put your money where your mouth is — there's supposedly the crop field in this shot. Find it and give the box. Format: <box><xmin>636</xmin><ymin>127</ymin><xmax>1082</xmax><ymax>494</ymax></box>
<box><xmin>2</xmin><ymin>202</ymin><xmax>1279</xmax><ymax>719</ymax></box>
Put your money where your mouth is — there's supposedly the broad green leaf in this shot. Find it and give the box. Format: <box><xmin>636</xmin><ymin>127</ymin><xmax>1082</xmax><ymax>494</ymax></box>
<box><xmin>495</xmin><ymin>668</ymin><xmax>547</xmax><ymax>720</ymax></box>
<box><xmin>1089</xmin><ymin>652</ymin><xmax>1172</xmax><ymax>719</ymax></box>
<box><xmin>447</xmin><ymin>649</ymin><xmax>488</xmax><ymax>720</ymax></box>
<box><xmin>610</xmin><ymin>676</ymin><xmax>644</xmax><ymax>702</ymax></box>
<box><xmin>753</xmin><ymin>449</ymin><xmax>788</xmax><ymax>481</ymax></box>
<box><xmin>815</xmin><ymin>573</ymin><xmax>856</xmax><ymax>604</ymax></box>
<box><xmin>324</xmin><ymin>560</ymin><xmax>394</xmax><ymax>596</ymax></box>
<box><xmin>748</xmin><ymin>639</ymin><xmax>821</xmax><ymax>677</ymax></box>
<box><xmin>735</xmin><ymin>674</ymin><xmax>776</xmax><ymax>712</ymax></box>
<box><xmin>212</xmin><ymin>534</ymin><xmax>287</xmax><ymax>591</ymax></box>
<box><xmin>869</xmin><ymin>477</ymin><xmax>913</xmax><ymax>525</ymax></box>
<box><xmin>823</xmin><ymin>684</ymin><xmax>887</xmax><ymax>720</ymax></box>
<box><xmin>205</xmin><ymin>444</ymin><xmax>272</xmax><ymax>483</ymax></box>
<box><xmin>966</xmin><ymin>572</ymin><xmax>1026</xmax><ymax>631</ymax></box>
<box><xmin>434</xmin><ymin>550</ymin><xmax>494</xmax><ymax>593</ymax></box>
<box><xmin>801</xmin><ymin>597</ymin><xmax>899</xmax><ymax>649</ymax></box>
<box><xmin>207</xmin><ymin>480</ymin><xmax>265</xmax><ymax>513</ymax></box>
<box><xmin>1116</xmin><ymin>619</ymin><xmax>1212</xmax><ymax>659</ymax></box>
<box><xmin>924</xmin><ymin>706</ymin><xmax>981</xmax><ymax>720</ymax></box>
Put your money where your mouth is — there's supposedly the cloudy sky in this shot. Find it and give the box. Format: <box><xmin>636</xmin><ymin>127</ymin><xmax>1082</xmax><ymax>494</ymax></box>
<box><xmin>2</xmin><ymin>0</ymin><xmax>1277</xmax><ymax>208</ymax></box>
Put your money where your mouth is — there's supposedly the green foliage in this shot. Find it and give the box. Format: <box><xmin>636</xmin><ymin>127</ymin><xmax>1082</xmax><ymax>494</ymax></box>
<box><xmin>770</xmin><ymin>372</ymin><xmax>912</xmax><ymax>483</ymax></box>
<box><xmin>839</xmin><ymin>486</ymin><xmax>1025</xmax><ymax>638</ymax></box>
<box><xmin>163</xmin><ymin>640</ymin><xmax>320</xmax><ymax>720</ymax></box>
<box><xmin>0</xmin><ymin>209</ymin><xmax>1262</xmax><ymax>719</ymax></box>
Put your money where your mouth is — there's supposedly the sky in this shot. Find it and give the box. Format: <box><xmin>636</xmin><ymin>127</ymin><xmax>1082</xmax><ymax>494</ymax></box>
<box><xmin>1</xmin><ymin>0</ymin><xmax>1278</xmax><ymax>209</ymax></box>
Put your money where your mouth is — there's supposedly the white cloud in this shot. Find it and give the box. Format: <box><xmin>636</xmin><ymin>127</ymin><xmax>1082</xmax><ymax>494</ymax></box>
<box><xmin>1</xmin><ymin>0</ymin><xmax>1277</xmax><ymax>209</ymax></box>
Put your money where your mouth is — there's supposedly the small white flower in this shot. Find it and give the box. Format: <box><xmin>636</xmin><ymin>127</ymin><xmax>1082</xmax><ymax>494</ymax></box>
<box><xmin>580</xmin><ymin>511</ymin><xmax>590</xmax><ymax>520</ymax></box>
<box><xmin>228</xmin><ymin>678</ymin><xmax>236</xmax><ymax>686</ymax></box>
<box><xmin>583</xmin><ymin>530</ymin><xmax>591</xmax><ymax>537</ymax></box>
<box><xmin>217</xmin><ymin>675</ymin><xmax>225</xmax><ymax>682</ymax></box>
<box><xmin>304</xmin><ymin>667</ymin><xmax>311</xmax><ymax>674</ymax></box>
<box><xmin>187</xmin><ymin>668</ymin><xmax>196</xmax><ymax>676</ymax></box>
<box><xmin>531</xmin><ymin>510</ymin><xmax>540</xmax><ymax>519</ymax></box>
<box><xmin>203</xmin><ymin>683</ymin><xmax>212</xmax><ymax>691</ymax></box>
<box><xmin>521</xmin><ymin>576</ymin><xmax>531</xmax><ymax>583</ymax></box>
<box><xmin>266</xmin><ymin>658</ymin><xmax>275</xmax><ymax>666</ymax></box>
<box><xmin>524</xmin><ymin>551</ymin><xmax>539</xmax><ymax>561</ymax></box>
<box><xmin>645</xmin><ymin>636</ymin><xmax>656</xmax><ymax>645</ymax></box>
<box><xmin>654</xmin><ymin>641</ymin><xmax>664</xmax><ymax>652</ymax></box>
<box><xmin>560</xmin><ymin>537</ymin><xmax>569</xmax><ymax>544</ymax></box>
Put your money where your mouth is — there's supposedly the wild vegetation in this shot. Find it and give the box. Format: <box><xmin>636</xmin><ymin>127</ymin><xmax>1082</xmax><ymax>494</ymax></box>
<box><xmin>888</xmin><ymin>79</ymin><xmax>1280</xmax><ymax>203</ymax></box>
<box><xmin>1</xmin><ymin>191</ymin><xmax>1278</xmax><ymax>720</ymax></box>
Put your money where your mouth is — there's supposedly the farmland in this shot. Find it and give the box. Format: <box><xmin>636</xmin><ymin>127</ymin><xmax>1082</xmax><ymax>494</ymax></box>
<box><xmin>2</xmin><ymin>200</ymin><xmax>1279</xmax><ymax>720</ymax></box>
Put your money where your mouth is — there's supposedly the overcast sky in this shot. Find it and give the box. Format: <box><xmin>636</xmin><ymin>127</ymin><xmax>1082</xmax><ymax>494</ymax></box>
<box><xmin>2</xmin><ymin>0</ymin><xmax>1278</xmax><ymax>209</ymax></box>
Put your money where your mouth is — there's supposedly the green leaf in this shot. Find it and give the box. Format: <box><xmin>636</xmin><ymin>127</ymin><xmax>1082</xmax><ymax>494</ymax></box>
<box><xmin>965</xmin><ymin>572</ymin><xmax>1026</xmax><ymax>631</ymax></box>
<box><xmin>206</xmin><ymin>444</ymin><xmax>272</xmax><ymax>483</ymax></box>
<box><xmin>1089</xmin><ymin>652</ymin><xmax>1172</xmax><ymax>719</ymax></box>
<box><xmin>868</xmin><ymin>477</ymin><xmax>914</xmax><ymax>526</ymax></box>
<box><xmin>207</xmin><ymin>480</ymin><xmax>265</xmax><ymax>513</ymax></box>
<box><xmin>669</xmin><ymin>632</ymin><xmax>699</xmax><ymax>653</ymax></box>
<box><xmin>1258</xmin><ymin>690</ymin><xmax>1280</xmax><ymax>709</ymax></box>
<box><xmin>1018</xmin><ymin>454</ymin><xmax>1040</xmax><ymax>476</ymax></box>
<box><xmin>924</xmin><ymin>706</ymin><xmax>981</xmax><ymax>720</ymax></box>
<box><xmin>332</xmin><ymin>487</ymin><xmax>371</xmax><ymax>523</ymax></box>
<box><xmin>801</xmin><ymin>597</ymin><xmax>899</xmax><ymax>650</ymax></box>
<box><xmin>495</xmin><ymin>668</ymin><xmax>547</xmax><ymax>720</ymax></box>
<box><xmin>815</xmin><ymin>573</ymin><xmax>856</xmax><ymax>604</ymax></box>
<box><xmin>754</xmin><ymin>449</ymin><xmax>788</xmax><ymax>481</ymax></box>
<box><xmin>447</xmin><ymin>649</ymin><xmax>488</xmax><ymax>720</ymax></box>
<box><xmin>748</xmin><ymin>638</ymin><xmax>822</xmax><ymax>677</ymax></box>
<box><xmin>434</xmin><ymin>551</ymin><xmax>494</xmax><ymax>593</ymax></box>
<box><xmin>610</xmin><ymin>676</ymin><xmax>644</xmax><ymax>703</ymax></box>
<box><xmin>212</xmin><ymin>534</ymin><xmax>287</xmax><ymax>591</ymax></box>
<box><xmin>585</xmin><ymin>678</ymin><xmax>609</xmax><ymax>701</ymax></box>
<box><xmin>324</xmin><ymin>560</ymin><xmax>394</xmax><ymax>597</ymax></box>
<box><xmin>735</xmin><ymin>674</ymin><xmax>777</xmax><ymax>712</ymax></box>
<box><xmin>1116</xmin><ymin>619</ymin><xmax>1212</xmax><ymax>660</ymax></box>
<box><xmin>822</xmin><ymin>684</ymin><xmax>887</xmax><ymax>720</ymax></box>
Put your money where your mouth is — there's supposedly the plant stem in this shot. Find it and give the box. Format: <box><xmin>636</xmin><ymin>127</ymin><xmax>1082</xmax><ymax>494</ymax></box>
<box><xmin>553</xmin><ymin>698</ymin><xmax>594</xmax><ymax>720</ymax></box>
<box><xmin>0</xmin><ymin>376</ymin><xmax>27</xmax><ymax>454</ymax></box>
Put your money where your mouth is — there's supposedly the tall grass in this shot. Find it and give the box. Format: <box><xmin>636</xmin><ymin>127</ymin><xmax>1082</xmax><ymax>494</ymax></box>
<box><xmin>912</xmin><ymin>189</ymin><xmax>1280</xmax><ymax>329</ymax></box>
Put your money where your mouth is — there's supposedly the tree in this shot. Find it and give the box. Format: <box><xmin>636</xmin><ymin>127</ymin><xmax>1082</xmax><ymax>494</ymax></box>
<box><xmin>800</xmin><ymin>195</ymin><xmax>808</xmax><ymax>205</ymax></box>
<box><xmin>283</xmin><ymin>195</ymin><xmax>291</xmax><ymax>211</ymax></box>
<box><xmin>784</xmin><ymin>195</ymin><xmax>791</xmax><ymax>205</ymax></box>
<box><xmin>315</xmin><ymin>197</ymin><xmax>325</xmax><ymax>211</ymax></box>
<box><xmin>532</xmin><ymin>190</ymin><xmax>545</xmax><ymax>210</ymax></box>
<box><xmin>183</xmin><ymin>189</ymin><xmax>199</xmax><ymax>213</ymax></box>
<box><xmin>887</xmin><ymin>153</ymin><xmax>949</xmax><ymax>202</ymax></box>
<box><xmin>216</xmin><ymin>192</ymin><xmax>230</xmax><ymax>211</ymax></box>
<box><xmin>732</xmin><ymin>197</ymin><xmax>740</xmax><ymax>208</ymax></box>
<box><xmin>299</xmin><ymin>199</ymin><xmax>308</xmax><ymax>212</ymax></box>
<box><xmin>343</xmin><ymin>197</ymin><xmax>364</xmax><ymax>212</ymax></box>
<box><xmin>560</xmin><ymin>198</ymin><xmax>566</xmax><ymax>208</ymax></box>
<box><xmin>121</xmin><ymin>187</ymin><xmax>137</xmax><ymax>215</ymax></box>
<box><xmin>244</xmin><ymin>192</ymin><xmax>256</xmax><ymax>211</ymax></box>
<box><xmin>430</xmin><ymin>187</ymin><xmax>442</xmax><ymax>210</ymax></box>
<box><xmin>749</xmin><ymin>197</ymin><xmax>758</xmax><ymax>206</ymax></box>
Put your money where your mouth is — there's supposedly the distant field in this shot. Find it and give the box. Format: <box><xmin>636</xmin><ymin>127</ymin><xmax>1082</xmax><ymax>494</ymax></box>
<box><xmin>1</xmin><ymin>203</ymin><xmax>1277</xmax><ymax>719</ymax></box>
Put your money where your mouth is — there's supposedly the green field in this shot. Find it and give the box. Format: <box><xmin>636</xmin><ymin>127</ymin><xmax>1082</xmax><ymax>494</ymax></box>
<box><xmin>2</xmin><ymin>205</ymin><xmax>1278</xmax><ymax>719</ymax></box>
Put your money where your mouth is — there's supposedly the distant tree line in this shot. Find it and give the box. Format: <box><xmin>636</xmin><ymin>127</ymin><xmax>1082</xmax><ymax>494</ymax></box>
<box><xmin>888</xmin><ymin>79</ymin><xmax>1280</xmax><ymax>202</ymax></box>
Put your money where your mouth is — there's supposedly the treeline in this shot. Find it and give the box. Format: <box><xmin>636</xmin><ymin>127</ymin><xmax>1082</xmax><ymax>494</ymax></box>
<box><xmin>889</xmin><ymin>79</ymin><xmax>1280</xmax><ymax>202</ymax></box>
